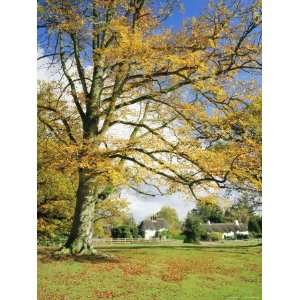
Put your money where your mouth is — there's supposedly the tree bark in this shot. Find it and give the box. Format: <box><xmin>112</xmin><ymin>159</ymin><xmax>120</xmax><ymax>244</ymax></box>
<box><xmin>60</xmin><ymin>73</ymin><xmax>101</xmax><ymax>254</ymax></box>
<box><xmin>63</xmin><ymin>169</ymin><xmax>97</xmax><ymax>255</ymax></box>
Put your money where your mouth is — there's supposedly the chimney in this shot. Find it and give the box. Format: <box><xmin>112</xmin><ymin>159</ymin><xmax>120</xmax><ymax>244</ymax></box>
<box><xmin>234</xmin><ymin>220</ymin><xmax>239</xmax><ymax>226</ymax></box>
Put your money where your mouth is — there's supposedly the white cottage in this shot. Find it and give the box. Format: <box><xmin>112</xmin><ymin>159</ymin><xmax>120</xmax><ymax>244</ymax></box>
<box><xmin>201</xmin><ymin>220</ymin><xmax>249</xmax><ymax>239</ymax></box>
<box><xmin>140</xmin><ymin>216</ymin><xmax>168</xmax><ymax>240</ymax></box>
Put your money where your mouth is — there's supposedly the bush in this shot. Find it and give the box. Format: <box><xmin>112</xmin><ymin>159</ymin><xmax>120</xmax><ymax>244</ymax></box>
<box><xmin>209</xmin><ymin>231</ymin><xmax>222</xmax><ymax>241</ymax></box>
<box><xmin>111</xmin><ymin>225</ymin><xmax>132</xmax><ymax>238</ymax></box>
<box><xmin>155</xmin><ymin>230</ymin><xmax>169</xmax><ymax>239</ymax></box>
<box><xmin>183</xmin><ymin>236</ymin><xmax>193</xmax><ymax>243</ymax></box>
<box><xmin>199</xmin><ymin>229</ymin><xmax>209</xmax><ymax>241</ymax></box>
<box><xmin>172</xmin><ymin>233</ymin><xmax>185</xmax><ymax>240</ymax></box>
<box><xmin>224</xmin><ymin>235</ymin><xmax>235</xmax><ymax>240</ymax></box>
<box><xmin>111</xmin><ymin>223</ymin><xmax>140</xmax><ymax>238</ymax></box>
<box><xmin>236</xmin><ymin>233</ymin><xmax>249</xmax><ymax>240</ymax></box>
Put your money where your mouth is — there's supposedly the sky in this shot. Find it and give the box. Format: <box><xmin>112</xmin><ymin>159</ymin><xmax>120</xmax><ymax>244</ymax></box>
<box><xmin>163</xmin><ymin>0</ymin><xmax>210</xmax><ymax>30</ymax></box>
<box><xmin>122</xmin><ymin>189</ymin><xmax>196</xmax><ymax>222</ymax></box>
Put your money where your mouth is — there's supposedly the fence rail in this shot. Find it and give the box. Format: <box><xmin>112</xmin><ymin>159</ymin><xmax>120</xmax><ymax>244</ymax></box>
<box><xmin>38</xmin><ymin>237</ymin><xmax>183</xmax><ymax>247</ymax></box>
<box><xmin>93</xmin><ymin>238</ymin><xmax>183</xmax><ymax>245</ymax></box>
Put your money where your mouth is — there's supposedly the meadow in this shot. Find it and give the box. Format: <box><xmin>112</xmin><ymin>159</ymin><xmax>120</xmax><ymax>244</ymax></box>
<box><xmin>38</xmin><ymin>240</ymin><xmax>261</xmax><ymax>300</ymax></box>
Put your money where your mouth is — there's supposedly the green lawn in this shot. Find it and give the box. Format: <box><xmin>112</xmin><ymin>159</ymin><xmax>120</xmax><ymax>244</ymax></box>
<box><xmin>38</xmin><ymin>240</ymin><xmax>262</xmax><ymax>300</ymax></box>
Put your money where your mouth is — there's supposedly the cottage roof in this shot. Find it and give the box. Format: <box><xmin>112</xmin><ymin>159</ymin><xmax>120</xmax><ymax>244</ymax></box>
<box><xmin>200</xmin><ymin>223</ymin><xmax>248</xmax><ymax>233</ymax></box>
<box><xmin>140</xmin><ymin>218</ymin><xmax>168</xmax><ymax>231</ymax></box>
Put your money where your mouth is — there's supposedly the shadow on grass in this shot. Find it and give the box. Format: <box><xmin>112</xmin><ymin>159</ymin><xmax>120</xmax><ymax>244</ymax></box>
<box><xmin>95</xmin><ymin>242</ymin><xmax>262</xmax><ymax>251</ymax></box>
<box><xmin>38</xmin><ymin>247</ymin><xmax>122</xmax><ymax>264</ymax></box>
<box><xmin>94</xmin><ymin>243</ymin><xmax>262</xmax><ymax>257</ymax></box>
<box><xmin>38</xmin><ymin>242</ymin><xmax>261</xmax><ymax>264</ymax></box>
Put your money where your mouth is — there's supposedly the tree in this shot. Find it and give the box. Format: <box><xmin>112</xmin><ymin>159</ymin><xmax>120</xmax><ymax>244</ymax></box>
<box><xmin>38</xmin><ymin>122</ymin><xmax>129</xmax><ymax>241</ymax></box>
<box><xmin>193</xmin><ymin>195</ymin><xmax>225</xmax><ymax>223</ymax></box>
<box><xmin>156</xmin><ymin>206</ymin><xmax>181</xmax><ymax>236</ymax></box>
<box><xmin>37</xmin><ymin>113</ymin><xmax>77</xmax><ymax>241</ymax></box>
<box><xmin>37</xmin><ymin>168</ymin><xmax>76</xmax><ymax>241</ymax></box>
<box><xmin>224</xmin><ymin>194</ymin><xmax>258</xmax><ymax>223</ymax></box>
<box><xmin>248</xmin><ymin>215</ymin><xmax>262</xmax><ymax>237</ymax></box>
<box><xmin>182</xmin><ymin>213</ymin><xmax>208</xmax><ymax>243</ymax></box>
<box><xmin>38</xmin><ymin>0</ymin><xmax>261</xmax><ymax>254</ymax></box>
<box><xmin>111</xmin><ymin>226</ymin><xmax>132</xmax><ymax>238</ymax></box>
<box><xmin>93</xmin><ymin>196</ymin><xmax>129</xmax><ymax>237</ymax></box>
<box><xmin>111</xmin><ymin>215</ymin><xmax>139</xmax><ymax>238</ymax></box>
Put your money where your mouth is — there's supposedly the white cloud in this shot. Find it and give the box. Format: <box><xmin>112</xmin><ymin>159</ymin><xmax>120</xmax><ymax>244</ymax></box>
<box><xmin>121</xmin><ymin>189</ymin><xmax>196</xmax><ymax>222</ymax></box>
<box><xmin>37</xmin><ymin>47</ymin><xmax>61</xmax><ymax>81</ymax></box>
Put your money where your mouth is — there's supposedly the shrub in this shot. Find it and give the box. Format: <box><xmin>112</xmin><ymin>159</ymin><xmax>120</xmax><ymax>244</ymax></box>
<box><xmin>236</xmin><ymin>233</ymin><xmax>249</xmax><ymax>240</ymax></box>
<box><xmin>111</xmin><ymin>223</ymin><xmax>140</xmax><ymax>238</ymax></box>
<box><xmin>209</xmin><ymin>232</ymin><xmax>222</xmax><ymax>241</ymax></box>
<box><xmin>111</xmin><ymin>225</ymin><xmax>132</xmax><ymax>238</ymax></box>
<box><xmin>199</xmin><ymin>229</ymin><xmax>209</xmax><ymax>241</ymax></box>
<box><xmin>155</xmin><ymin>230</ymin><xmax>169</xmax><ymax>239</ymax></box>
<box><xmin>172</xmin><ymin>233</ymin><xmax>185</xmax><ymax>240</ymax></box>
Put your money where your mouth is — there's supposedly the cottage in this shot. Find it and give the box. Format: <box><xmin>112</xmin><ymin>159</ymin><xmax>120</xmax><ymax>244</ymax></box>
<box><xmin>201</xmin><ymin>220</ymin><xmax>249</xmax><ymax>239</ymax></box>
<box><xmin>140</xmin><ymin>216</ymin><xmax>168</xmax><ymax>240</ymax></box>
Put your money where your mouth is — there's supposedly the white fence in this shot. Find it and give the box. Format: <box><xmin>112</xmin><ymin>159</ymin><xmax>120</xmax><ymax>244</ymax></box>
<box><xmin>93</xmin><ymin>238</ymin><xmax>183</xmax><ymax>245</ymax></box>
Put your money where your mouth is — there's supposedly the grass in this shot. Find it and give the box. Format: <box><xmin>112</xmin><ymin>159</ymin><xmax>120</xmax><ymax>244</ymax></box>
<box><xmin>38</xmin><ymin>240</ymin><xmax>262</xmax><ymax>300</ymax></box>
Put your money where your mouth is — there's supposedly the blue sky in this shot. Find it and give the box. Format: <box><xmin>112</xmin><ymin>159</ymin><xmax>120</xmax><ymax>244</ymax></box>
<box><xmin>38</xmin><ymin>0</ymin><xmax>210</xmax><ymax>51</ymax></box>
<box><xmin>163</xmin><ymin>0</ymin><xmax>209</xmax><ymax>30</ymax></box>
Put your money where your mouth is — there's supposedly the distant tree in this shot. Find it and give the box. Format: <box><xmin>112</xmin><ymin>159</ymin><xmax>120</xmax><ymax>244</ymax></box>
<box><xmin>111</xmin><ymin>225</ymin><xmax>138</xmax><ymax>238</ymax></box>
<box><xmin>224</xmin><ymin>196</ymin><xmax>255</xmax><ymax>223</ymax></box>
<box><xmin>248</xmin><ymin>215</ymin><xmax>262</xmax><ymax>237</ymax></box>
<box><xmin>111</xmin><ymin>225</ymin><xmax>131</xmax><ymax>238</ymax></box>
<box><xmin>93</xmin><ymin>197</ymin><xmax>129</xmax><ymax>237</ymax></box>
<box><xmin>225</xmin><ymin>206</ymin><xmax>249</xmax><ymax>224</ymax></box>
<box><xmin>137</xmin><ymin>222</ymin><xmax>145</xmax><ymax>238</ymax></box>
<box><xmin>194</xmin><ymin>196</ymin><xmax>225</xmax><ymax>223</ymax></box>
<box><xmin>123</xmin><ymin>214</ymin><xmax>138</xmax><ymax>227</ymax></box>
<box><xmin>156</xmin><ymin>206</ymin><xmax>181</xmax><ymax>237</ymax></box>
<box><xmin>123</xmin><ymin>215</ymin><xmax>139</xmax><ymax>238</ymax></box>
<box><xmin>182</xmin><ymin>213</ymin><xmax>208</xmax><ymax>243</ymax></box>
<box><xmin>111</xmin><ymin>215</ymin><xmax>139</xmax><ymax>238</ymax></box>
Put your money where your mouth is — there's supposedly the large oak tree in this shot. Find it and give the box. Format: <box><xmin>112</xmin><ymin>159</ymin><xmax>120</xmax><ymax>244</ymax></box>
<box><xmin>38</xmin><ymin>0</ymin><xmax>261</xmax><ymax>254</ymax></box>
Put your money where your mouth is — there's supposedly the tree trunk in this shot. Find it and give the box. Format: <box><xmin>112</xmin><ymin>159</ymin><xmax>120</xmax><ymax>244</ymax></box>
<box><xmin>61</xmin><ymin>96</ymin><xmax>100</xmax><ymax>255</ymax></box>
<box><xmin>63</xmin><ymin>169</ymin><xmax>97</xmax><ymax>255</ymax></box>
